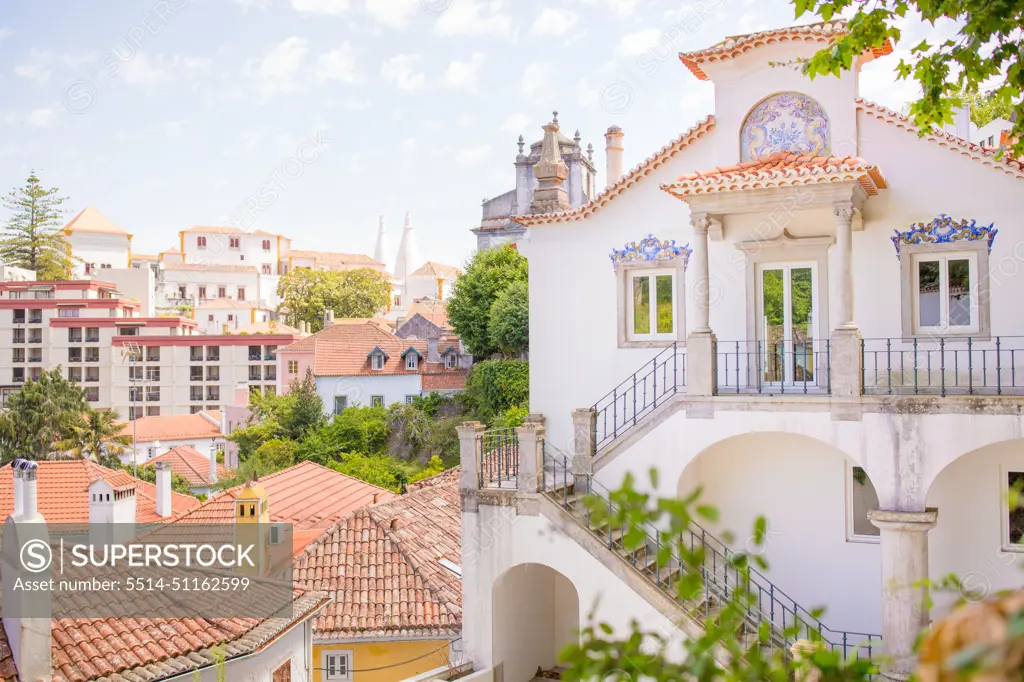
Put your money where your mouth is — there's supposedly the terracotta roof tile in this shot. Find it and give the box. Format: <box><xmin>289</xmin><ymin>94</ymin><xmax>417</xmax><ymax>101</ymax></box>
<box><xmin>194</xmin><ymin>297</ymin><xmax>260</xmax><ymax>310</ymax></box>
<box><xmin>294</xmin><ymin>482</ymin><xmax>461</xmax><ymax>639</ymax></box>
<box><xmin>409</xmin><ymin>262</ymin><xmax>461</xmax><ymax>279</ymax></box>
<box><xmin>405</xmin><ymin>467</ymin><xmax>460</xmax><ymax>492</ymax></box>
<box><xmin>118</xmin><ymin>412</ymin><xmax>222</xmax><ymax>444</ymax></box>
<box><xmin>422</xmin><ymin>373</ymin><xmax>466</xmax><ymax>391</ymax></box>
<box><xmin>662</xmin><ymin>151</ymin><xmax>888</xmax><ymax>198</ymax></box>
<box><xmin>287</xmin><ymin>250</ymin><xmax>384</xmax><ymax>269</ymax></box>
<box><xmin>405</xmin><ymin>299</ymin><xmax>449</xmax><ymax>328</ymax></box>
<box><xmin>62</xmin><ymin>206</ymin><xmax>129</xmax><ymax>236</ymax></box>
<box><xmin>147</xmin><ymin>446</ymin><xmax>232</xmax><ymax>487</ymax></box>
<box><xmin>174</xmin><ymin>461</ymin><xmax>395</xmax><ymax>530</ymax></box>
<box><xmin>678</xmin><ymin>20</ymin><xmax>893</xmax><ymax>80</ymax></box>
<box><xmin>182</xmin><ymin>225</ymin><xmax>279</xmax><ymax>237</ymax></box>
<box><xmin>0</xmin><ymin>461</ymin><xmax>199</xmax><ymax>524</ymax></box>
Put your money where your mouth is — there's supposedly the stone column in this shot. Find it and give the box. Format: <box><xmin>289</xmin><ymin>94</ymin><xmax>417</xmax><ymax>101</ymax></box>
<box><xmin>867</xmin><ymin>508</ymin><xmax>939</xmax><ymax>681</ymax></box>
<box><xmin>571</xmin><ymin>408</ymin><xmax>596</xmax><ymax>491</ymax></box>
<box><xmin>516</xmin><ymin>419</ymin><xmax>546</xmax><ymax>494</ymax></box>
<box><xmin>830</xmin><ymin>202</ymin><xmax>862</xmax><ymax>398</ymax></box>
<box><xmin>687</xmin><ymin>213</ymin><xmax>718</xmax><ymax>397</ymax></box>
<box><xmin>457</xmin><ymin>422</ymin><xmax>486</xmax><ymax>492</ymax></box>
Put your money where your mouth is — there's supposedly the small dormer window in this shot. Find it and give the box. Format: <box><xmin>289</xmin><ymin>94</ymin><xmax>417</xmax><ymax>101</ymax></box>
<box><xmin>406</xmin><ymin>355</ymin><xmax>417</xmax><ymax>370</ymax></box>
<box><xmin>444</xmin><ymin>353</ymin><xmax>458</xmax><ymax>370</ymax></box>
<box><xmin>371</xmin><ymin>354</ymin><xmax>384</xmax><ymax>370</ymax></box>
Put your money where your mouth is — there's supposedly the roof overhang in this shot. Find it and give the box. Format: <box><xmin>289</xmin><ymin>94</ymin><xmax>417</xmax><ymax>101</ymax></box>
<box><xmin>400</xmin><ymin>346</ymin><xmax>423</xmax><ymax>359</ymax></box>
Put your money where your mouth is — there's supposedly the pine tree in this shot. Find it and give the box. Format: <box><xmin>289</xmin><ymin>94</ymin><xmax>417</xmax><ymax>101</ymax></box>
<box><xmin>0</xmin><ymin>171</ymin><xmax>71</xmax><ymax>280</ymax></box>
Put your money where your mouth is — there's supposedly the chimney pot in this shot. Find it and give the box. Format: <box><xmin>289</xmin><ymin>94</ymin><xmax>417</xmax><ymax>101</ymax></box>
<box><xmin>155</xmin><ymin>462</ymin><xmax>172</xmax><ymax>518</ymax></box>
<box><xmin>604</xmin><ymin>125</ymin><xmax>624</xmax><ymax>189</ymax></box>
<box><xmin>209</xmin><ymin>443</ymin><xmax>218</xmax><ymax>485</ymax></box>
<box><xmin>390</xmin><ymin>518</ymin><xmax>401</xmax><ymax>530</ymax></box>
<box><xmin>20</xmin><ymin>460</ymin><xmax>39</xmax><ymax>520</ymax></box>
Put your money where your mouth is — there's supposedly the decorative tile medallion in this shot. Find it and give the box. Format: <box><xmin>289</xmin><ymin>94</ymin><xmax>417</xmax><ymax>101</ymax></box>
<box><xmin>609</xmin><ymin>235</ymin><xmax>691</xmax><ymax>268</ymax></box>
<box><xmin>891</xmin><ymin>214</ymin><xmax>997</xmax><ymax>259</ymax></box>
<box><xmin>740</xmin><ymin>92</ymin><xmax>831</xmax><ymax>162</ymax></box>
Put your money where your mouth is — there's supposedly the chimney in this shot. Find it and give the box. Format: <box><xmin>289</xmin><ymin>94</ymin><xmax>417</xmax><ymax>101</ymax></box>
<box><xmin>12</xmin><ymin>461</ymin><xmax>24</xmax><ymax>518</ymax></box>
<box><xmin>427</xmin><ymin>337</ymin><xmax>440</xmax><ymax>363</ymax></box>
<box><xmin>604</xmin><ymin>125</ymin><xmax>624</xmax><ymax>189</ymax></box>
<box><xmin>222</xmin><ymin>323</ymin><xmax>229</xmax><ymax>334</ymax></box>
<box><xmin>155</xmin><ymin>462</ymin><xmax>172</xmax><ymax>518</ymax></box>
<box><xmin>529</xmin><ymin>112</ymin><xmax>571</xmax><ymax>214</ymax></box>
<box><xmin>324</xmin><ymin>310</ymin><xmax>335</xmax><ymax>328</ymax></box>
<box><xmin>209</xmin><ymin>443</ymin><xmax>218</xmax><ymax>485</ymax></box>
<box><xmin>3</xmin><ymin>459</ymin><xmax>52</xmax><ymax>682</ymax></box>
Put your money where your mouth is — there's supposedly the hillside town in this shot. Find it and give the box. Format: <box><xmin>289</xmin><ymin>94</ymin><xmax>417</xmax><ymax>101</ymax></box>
<box><xmin>0</xmin><ymin>3</ymin><xmax>1023</xmax><ymax>682</ymax></box>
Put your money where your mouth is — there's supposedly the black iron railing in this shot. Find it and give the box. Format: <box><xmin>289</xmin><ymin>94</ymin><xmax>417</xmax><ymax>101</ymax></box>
<box><xmin>540</xmin><ymin>444</ymin><xmax>879</xmax><ymax>661</ymax></box>
<box><xmin>862</xmin><ymin>336</ymin><xmax>1024</xmax><ymax>396</ymax></box>
<box><xmin>717</xmin><ymin>339</ymin><xmax>831</xmax><ymax>395</ymax></box>
<box><xmin>478</xmin><ymin>427</ymin><xmax>518</xmax><ymax>487</ymax></box>
<box><xmin>592</xmin><ymin>343</ymin><xmax>686</xmax><ymax>454</ymax></box>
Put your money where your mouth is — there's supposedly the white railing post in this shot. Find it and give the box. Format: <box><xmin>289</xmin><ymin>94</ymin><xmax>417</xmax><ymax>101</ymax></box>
<box><xmin>457</xmin><ymin>422</ymin><xmax>485</xmax><ymax>491</ymax></box>
<box><xmin>516</xmin><ymin>416</ymin><xmax>545</xmax><ymax>493</ymax></box>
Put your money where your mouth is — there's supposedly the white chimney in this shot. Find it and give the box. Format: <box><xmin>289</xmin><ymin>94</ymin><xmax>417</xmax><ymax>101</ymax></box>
<box><xmin>21</xmin><ymin>460</ymin><xmax>40</xmax><ymax>521</ymax></box>
<box><xmin>604</xmin><ymin>125</ymin><xmax>624</xmax><ymax>189</ymax></box>
<box><xmin>12</xmin><ymin>461</ymin><xmax>24</xmax><ymax>518</ymax></box>
<box><xmin>155</xmin><ymin>462</ymin><xmax>172</xmax><ymax>518</ymax></box>
<box><xmin>152</xmin><ymin>440</ymin><xmax>161</xmax><ymax>460</ymax></box>
<box><xmin>209</xmin><ymin>443</ymin><xmax>218</xmax><ymax>485</ymax></box>
<box><xmin>324</xmin><ymin>310</ymin><xmax>335</xmax><ymax>328</ymax></box>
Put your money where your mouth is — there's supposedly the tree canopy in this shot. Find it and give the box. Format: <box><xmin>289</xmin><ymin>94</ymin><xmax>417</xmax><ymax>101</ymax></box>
<box><xmin>1</xmin><ymin>172</ymin><xmax>72</xmax><ymax>280</ymax></box>
<box><xmin>0</xmin><ymin>368</ymin><xmax>88</xmax><ymax>461</ymax></box>
<box><xmin>276</xmin><ymin>267</ymin><xmax>391</xmax><ymax>332</ymax></box>
<box><xmin>796</xmin><ymin>0</ymin><xmax>1024</xmax><ymax>157</ymax></box>
<box><xmin>447</xmin><ymin>245</ymin><xmax>528</xmax><ymax>358</ymax></box>
<box><xmin>488</xmin><ymin>278</ymin><xmax>529</xmax><ymax>356</ymax></box>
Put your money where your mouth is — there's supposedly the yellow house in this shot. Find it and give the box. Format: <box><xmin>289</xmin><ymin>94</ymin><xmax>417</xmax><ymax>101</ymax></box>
<box><xmin>294</xmin><ymin>479</ymin><xmax>462</xmax><ymax>681</ymax></box>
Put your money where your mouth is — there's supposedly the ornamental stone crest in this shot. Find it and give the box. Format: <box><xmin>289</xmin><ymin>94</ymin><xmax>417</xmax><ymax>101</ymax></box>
<box><xmin>891</xmin><ymin>214</ymin><xmax>997</xmax><ymax>259</ymax></box>
<box><xmin>609</xmin><ymin>234</ymin><xmax>691</xmax><ymax>268</ymax></box>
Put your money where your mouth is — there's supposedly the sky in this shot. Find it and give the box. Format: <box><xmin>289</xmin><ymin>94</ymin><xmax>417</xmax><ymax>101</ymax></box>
<box><xmin>0</xmin><ymin>0</ymin><xmax>956</xmax><ymax>268</ymax></box>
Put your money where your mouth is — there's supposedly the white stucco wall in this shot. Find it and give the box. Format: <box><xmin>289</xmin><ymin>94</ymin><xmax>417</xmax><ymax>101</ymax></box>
<box><xmin>169</xmin><ymin>619</ymin><xmax>313</xmax><ymax>682</ymax></box>
<box><xmin>316</xmin><ymin>374</ymin><xmax>423</xmax><ymax>412</ymax></box>
<box><xmin>69</xmin><ymin>233</ymin><xmax>130</xmax><ymax>276</ymax></box>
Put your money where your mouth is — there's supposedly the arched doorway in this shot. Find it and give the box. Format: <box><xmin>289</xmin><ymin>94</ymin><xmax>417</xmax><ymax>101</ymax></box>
<box><xmin>491</xmin><ymin>563</ymin><xmax>580</xmax><ymax>682</ymax></box>
<box><xmin>926</xmin><ymin>439</ymin><xmax>1024</xmax><ymax>618</ymax></box>
<box><xmin>677</xmin><ymin>431</ymin><xmax>881</xmax><ymax>634</ymax></box>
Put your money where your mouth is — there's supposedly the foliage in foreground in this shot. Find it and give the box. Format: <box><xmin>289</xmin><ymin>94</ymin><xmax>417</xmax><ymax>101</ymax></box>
<box><xmin>796</xmin><ymin>0</ymin><xmax>1024</xmax><ymax>158</ymax></box>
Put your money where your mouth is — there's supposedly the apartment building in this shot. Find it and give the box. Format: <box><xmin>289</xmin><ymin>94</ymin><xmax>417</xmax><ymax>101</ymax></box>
<box><xmin>0</xmin><ymin>279</ymin><xmax>299</xmax><ymax>419</ymax></box>
<box><xmin>459</xmin><ymin>20</ymin><xmax>1024</xmax><ymax>682</ymax></box>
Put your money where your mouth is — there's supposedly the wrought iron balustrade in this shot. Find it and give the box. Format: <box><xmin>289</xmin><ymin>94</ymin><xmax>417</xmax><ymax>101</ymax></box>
<box><xmin>716</xmin><ymin>339</ymin><xmax>831</xmax><ymax>395</ymax></box>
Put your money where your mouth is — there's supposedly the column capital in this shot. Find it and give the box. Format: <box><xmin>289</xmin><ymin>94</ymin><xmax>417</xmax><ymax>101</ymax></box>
<box><xmin>868</xmin><ymin>508</ymin><xmax>938</xmax><ymax>532</ymax></box>
<box><xmin>833</xmin><ymin>202</ymin><xmax>855</xmax><ymax>222</ymax></box>
<box><xmin>691</xmin><ymin>213</ymin><xmax>710</xmax><ymax>235</ymax></box>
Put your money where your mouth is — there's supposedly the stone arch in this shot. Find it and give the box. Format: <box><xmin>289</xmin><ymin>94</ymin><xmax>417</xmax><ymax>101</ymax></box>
<box><xmin>740</xmin><ymin>91</ymin><xmax>831</xmax><ymax>161</ymax></box>
<box><xmin>491</xmin><ymin>563</ymin><xmax>580</xmax><ymax>682</ymax></box>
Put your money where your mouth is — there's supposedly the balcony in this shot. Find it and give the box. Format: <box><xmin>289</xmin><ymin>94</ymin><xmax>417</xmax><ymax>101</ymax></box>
<box><xmin>12</xmin><ymin>313</ymin><xmax>24</xmax><ymax>324</ymax></box>
<box><xmin>85</xmin><ymin>370</ymin><xmax>99</xmax><ymax>383</ymax></box>
<box><xmin>248</xmin><ymin>346</ymin><xmax>262</xmax><ymax>361</ymax></box>
<box><xmin>12</xmin><ymin>352</ymin><xmax>24</xmax><ymax>363</ymax></box>
<box><xmin>264</xmin><ymin>345</ymin><xmax>277</xmax><ymax>361</ymax></box>
<box><xmin>67</xmin><ymin>352</ymin><xmax>82</xmax><ymax>363</ymax></box>
<box><xmin>207</xmin><ymin>388</ymin><xmax>220</xmax><ymax>401</ymax></box>
<box><xmin>190</xmin><ymin>349</ymin><xmax>204</xmax><ymax>362</ymax></box>
<box><xmin>84</xmin><ymin>352</ymin><xmax>100</xmax><ymax>363</ymax></box>
<box><xmin>27</xmin><ymin>335</ymin><xmax>42</xmax><ymax>344</ymax></box>
<box><xmin>190</xmin><ymin>388</ymin><xmax>203</xmax><ymax>401</ymax></box>
<box><xmin>85</xmin><ymin>388</ymin><xmax>99</xmax><ymax>402</ymax></box>
<box><xmin>146</xmin><ymin>350</ymin><xmax>160</xmax><ymax>362</ymax></box>
<box><xmin>28</xmin><ymin>353</ymin><xmax>42</xmax><ymax>364</ymax></box>
<box><xmin>206</xmin><ymin>368</ymin><xmax>220</xmax><ymax>381</ymax></box>
<box><xmin>11</xmin><ymin>333</ymin><xmax>24</xmax><ymax>344</ymax></box>
<box><xmin>265</xmin><ymin>367</ymin><xmax>277</xmax><ymax>381</ymax></box>
<box><xmin>28</xmin><ymin>315</ymin><xmax>42</xmax><ymax>324</ymax></box>
<box><xmin>206</xmin><ymin>348</ymin><xmax>220</xmax><ymax>362</ymax></box>
<box><xmin>248</xmin><ymin>367</ymin><xmax>262</xmax><ymax>381</ymax></box>
<box><xmin>145</xmin><ymin>390</ymin><xmax>161</xmax><ymax>402</ymax></box>
<box><xmin>68</xmin><ymin>333</ymin><xmax>83</xmax><ymax>343</ymax></box>
<box><xmin>190</xmin><ymin>368</ymin><xmax>204</xmax><ymax>381</ymax></box>
<box><xmin>716</xmin><ymin>339</ymin><xmax>831</xmax><ymax>395</ymax></box>
<box><xmin>85</xmin><ymin>330</ymin><xmax>100</xmax><ymax>342</ymax></box>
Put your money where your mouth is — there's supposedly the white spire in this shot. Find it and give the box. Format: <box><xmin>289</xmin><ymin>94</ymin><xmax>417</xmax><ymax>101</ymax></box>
<box><xmin>393</xmin><ymin>211</ymin><xmax>423</xmax><ymax>284</ymax></box>
<box><xmin>373</xmin><ymin>215</ymin><xmax>393</xmax><ymax>272</ymax></box>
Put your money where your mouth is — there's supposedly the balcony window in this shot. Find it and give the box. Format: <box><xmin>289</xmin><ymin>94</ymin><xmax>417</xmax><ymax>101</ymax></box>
<box><xmin>85</xmin><ymin>348</ymin><xmax>100</xmax><ymax>362</ymax></box>
<box><xmin>32</xmin><ymin>291</ymin><xmax>53</xmax><ymax>300</ymax></box>
<box><xmin>146</xmin><ymin>388</ymin><xmax>160</xmax><ymax>402</ymax></box>
<box><xmin>190</xmin><ymin>366</ymin><xmax>203</xmax><ymax>381</ymax></box>
<box><xmin>12</xmin><ymin>309</ymin><xmax>25</xmax><ymax>324</ymax></box>
<box><xmin>12</xmin><ymin>330</ymin><xmax>24</xmax><ymax>344</ymax></box>
<box><xmin>249</xmin><ymin>366</ymin><xmax>262</xmax><ymax>381</ymax></box>
<box><xmin>264</xmin><ymin>385</ymin><xmax>276</xmax><ymax>396</ymax></box>
<box><xmin>129</xmin><ymin>366</ymin><xmax>143</xmax><ymax>381</ymax></box>
<box><xmin>178</xmin><ymin>286</ymin><xmax>187</xmax><ymax>299</ymax></box>
<box><xmin>145</xmin><ymin>367</ymin><xmax>160</xmax><ymax>382</ymax></box>
<box><xmin>28</xmin><ymin>349</ymin><xmax>42</xmax><ymax>363</ymax></box>
<box><xmin>128</xmin><ymin>407</ymin><xmax>141</xmax><ymax>419</ymax></box>
<box><xmin>237</xmin><ymin>287</ymin><xmax>246</xmax><ymax>301</ymax></box>
<box><xmin>57</xmin><ymin>308</ymin><xmax>80</xmax><ymax>318</ymax></box>
<box><xmin>68</xmin><ymin>328</ymin><xmax>82</xmax><ymax>343</ymax></box>
<box><xmin>12</xmin><ymin>349</ymin><xmax>24</xmax><ymax>363</ymax></box>
<box><xmin>265</xmin><ymin>366</ymin><xmax>276</xmax><ymax>380</ymax></box>
<box><xmin>28</xmin><ymin>330</ymin><xmax>42</xmax><ymax>344</ymax></box>
<box><xmin>206</xmin><ymin>347</ymin><xmax>220</xmax><ymax>361</ymax></box>
<box><xmin>265</xmin><ymin>345</ymin><xmax>277</xmax><ymax>361</ymax></box>
<box><xmin>207</xmin><ymin>366</ymin><xmax>220</xmax><ymax>381</ymax></box>
<box><xmin>29</xmin><ymin>368</ymin><xmax>42</xmax><ymax>380</ymax></box>
<box><xmin>28</xmin><ymin>310</ymin><xmax>42</xmax><ymax>324</ymax></box>
<box><xmin>146</xmin><ymin>406</ymin><xmax>160</xmax><ymax>416</ymax></box>
<box><xmin>199</xmin><ymin>286</ymin><xmax>207</xmax><ymax>299</ymax></box>
<box><xmin>86</xmin><ymin>328</ymin><xmax>100</xmax><ymax>342</ymax></box>
<box><xmin>207</xmin><ymin>386</ymin><xmax>220</xmax><ymax>401</ymax></box>
<box><xmin>249</xmin><ymin>346</ymin><xmax>262</xmax><ymax>361</ymax></box>
<box><xmin>191</xmin><ymin>387</ymin><xmax>203</xmax><ymax>401</ymax></box>
<box><xmin>218</xmin><ymin>286</ymin><xmax>226</xmax><ymax>298</ymax></box>
<box><xmin>190</xmin><ymin>347</ymin><xmax>204</xmax><ymax>362</ymax></box>
<box><xmin>84</xmin><ymin>387</ymin><xmax>99</xmax><ymax>402</ymax></box>
<box><xmin>85</xmin><ymin>368</ymin><xmax>99</xmax><ymax>382</ymax></box>
<box><xmin>129</xmin><ymin>387</ymin><xmax>144</xmax><ymax>402</ymax></box>
<box><xmin>68</xmin><ymin>348</ymin><xmax>82</xmax><ymax>363</ymax></box>
<box><xmin>146</xmin><ymin>347</ymin><xmax>160</xmax><ymax>362</ymax></box>
<box><xmin>12</xmin><ymin>368</ymin><xmax>24</xmax><ymax>383</ymax></box>
<box><xmin>68</xmin><ymin>367</ymin><xmax>82</xmax><ymax>382</ymax></box>
<box><xmin>120</xmin><ymin>326</ymin><xmax>140</xmax><ymax>336</ymax></box>
<box><xmin>190</xmin><ymin>405</ymin><xmax>203</xmax><ymax>414</ymax></box>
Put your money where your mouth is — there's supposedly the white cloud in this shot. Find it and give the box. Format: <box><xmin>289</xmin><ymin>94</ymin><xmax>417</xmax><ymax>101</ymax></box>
<box><xmin>499</xmin><ymin>113</ymin><xmax>530</xmax><ymax>134</ymax></box>
<box><xmin>605</xmin><ymin>0</ymin><xmax>637</xmax><ymax>16</ymax></box>
<box><xmin>532</xmin><ymin>8</ymin><xmax>579</xmax><ymax>36</ymax></box>
<box><xmin>0</xmin><ymin>28</ymin><xmax>14</xmax><ymax>41</ymax></box>
<box><xmin>27</xmin><ymin>108</ymin><xmax>56</xmax><ymax>127</ymax></box>
<box><xmin>520</xmin><ymin>62</ymin><xmax>554</xmax><ymax>102</ymax></box>
<box><xmin>233</xmin><ymin>0</ymin><xmax>269</xmax><ymax>10</ymax></box>
<box><xmin>443</xmin><ymin>53</ymin><xmax>485</xmax><ymax>92</ymax></box>
<box><xmin>240</xmin><ymin>128</ymin><xmax>268</xmax><ymax>154</ymax></box>
<box><xmin>365</xmin><ymin>0</ymin><xmax>419</xmax><ymax>29</ymax></box>
<box><xmin>456</xmin><ymin>144</ymin><xmax>493</xmax><ymax>165</ymax></box>
<box><xmin>400</xmin><ymin>137</ymin><xmax>417</xmax><ymax>153</ymax></box>
<box><xmin>343</xmin><ymin>98</ymin><xmax>372</xmax><ymax>110</ymax></box>
<box><xmin>617</xmin><ymin>28</ymin><xmax>662</xmax><ymax>56</ymax></box>
<box><xmin>317</xmin><ymin>43</ymin><xmax>360</xmax><ymax>82</ymax></box>
<box><xmin>459</xmin><ymin>113</ymin><xmax>474</xmax><ymax>128</ymax></box>
<box><xmin>118</xmin><ymin>53</ymin><xmax>171</xmax><ymax>85</ymax></box>
<box><xmin>245</xmin><ymin>37</ymin><xmax>310</xmax><ymax>97</ymax></box>
<box><xmin>291</xmin><ymin>0</ymin><xmax>351</xmax><ymax>15</ymax></box>
<box><xmin>435</xmin><ymin>0</ymin><xmax>515</xmax><ymax>39</ymax></box>
<box><xmin>14</xmin><ymin>62</ymin><xmax>51</xmax><ymax>86</ymax></box>
<box><xmin>380</xmin><ymin>54</ymin><xmax>425</xmax><ymax>92</ymax></box>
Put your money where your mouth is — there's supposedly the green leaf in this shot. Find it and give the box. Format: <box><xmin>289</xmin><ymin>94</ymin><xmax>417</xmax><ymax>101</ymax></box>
<box><xmin>696</xmin><ymin>505</ymin><xmax>719</xmax><ymax>522</ymax></box>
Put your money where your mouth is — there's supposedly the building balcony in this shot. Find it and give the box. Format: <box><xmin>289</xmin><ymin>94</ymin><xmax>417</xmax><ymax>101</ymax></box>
<box><xmin>68</xmin><ymin>335</ymin><xmax>83</xmax><ymax>343</ymax></box>
<box><xmin>27</xmin><ymin>338</ymin><xmax>42</xmax><ymax>344</ymax></box>
<box><xmin>190</xmin><ymin>389</ymin><xmax>203</xmax><ymax>401</ymax></box>
<box><xmin>715</xmin><ymin>339</ymin><xmax>831</xmax><ymax>396</ymax></box>
<box><xmin>85</xmin><ymin>335</ymin><xmax>100</xmax><ymax>343</ymax></box>
<box><xmin>28</xmin><ymin>317</ymin><xmax>42</xmax><ymax>324</ymax></box>
<box><xmin>190</xmin><ymin>350</ymin><xmax>204</xmax><ymax>362</ymax></box>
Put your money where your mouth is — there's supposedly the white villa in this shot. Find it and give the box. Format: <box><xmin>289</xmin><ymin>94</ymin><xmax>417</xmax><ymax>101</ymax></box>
<box><xmin>458</xmin><ymin>20</ymin><xmax>1024</xmax><ymax>682</ymax></box>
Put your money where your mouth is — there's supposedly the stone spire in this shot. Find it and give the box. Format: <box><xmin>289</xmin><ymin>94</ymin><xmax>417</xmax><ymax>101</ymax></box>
<box><xmin>373</xmin><ymin>215</ymin><xmax>393</xmax><ymax>272</ymax></box>
<box><xmin>529</xmin><ymin>117</ymin><xmax>571</xmax><ymax>214</ymax></box>
<box><xmin>393</xmin><ymin>211</ymin><xmax>423</xmax><ymax>284</ymax></box>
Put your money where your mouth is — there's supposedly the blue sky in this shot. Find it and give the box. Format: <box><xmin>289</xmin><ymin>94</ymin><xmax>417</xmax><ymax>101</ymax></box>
<box><xmin>0</xmin><ymin>0</ymin><xmax>950</xmax><ymax>267</ymax></box>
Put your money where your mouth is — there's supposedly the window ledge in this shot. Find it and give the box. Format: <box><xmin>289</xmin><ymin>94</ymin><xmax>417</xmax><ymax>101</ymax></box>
<box><xmin>619</xmin><ymin>339</ymin><xmax>685</xmax><ymax>350</ymax></box>
<box><xmin>909</xmin><ymin>332</ymin><xmax>990</xmax><ymax>343</ymax></box>
<box><xmin>845</xmin><ymin>535</ymin><xmax>880</xmax><ymax>545</ymax></box>
<box><xmin>1000</xmin><ymin>543</ymin><xmax>1024</xmax><ymax>554</ymax></box>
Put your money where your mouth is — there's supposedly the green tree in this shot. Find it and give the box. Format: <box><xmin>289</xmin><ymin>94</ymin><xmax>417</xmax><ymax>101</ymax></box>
<box><xmin>285</xmin><ymin>368</ymin><xmax>325</xmax><ymax>440</ymax></box>
<box><xmin>59</xmin><ymin>408</ymin><xmax>132</xmax><ymax>462</ymax></box>
<box><xmin>408</xmin><ymin>455</ymin><xmax>447</xmax><ymax>484</ymax></box>
<box><xmin>961</xmin><ymin>87</ymin><xmax>1017</xmax><ymax>128</ymax></box>
<box><xmin>463</xmin><ymin>359</ymin><xmax>529</xmax><ymax>424</ymax></box>
<box><xmin>796</xmin><ymin>0</ymin><xmax>1024</xmax><ymax>157</ymax></box>
<box><xmin>327</xmin><ymin>452</ymin><xmax>408</xmax><ymax>492</ymax></box>
<box><xmin>1</xmin><ymin>172</ymin><xmax>72</xmax><ymax>279</ymax></box>
<box><xmin>487</xmin><ymin>278</ymin><xmax>529</xmax><ymax>356</ymax></box>
<box><xmin>217</xmin><ymin>439</ymin><xmax>296</xmax><ymax>489</ymax></box>
<box><xmin>0</xmin><ymin>368</ymin><xmax>87</xmax><ymax>461</ymax></box>
<box><xmin>133</xmin><ymin>462</ymin><xmax>194</xmax><ymax>495</ymax></box>
<box><xmin>447</xmin><ymin>245</ymin><xmax>528</xmax><ymax>357</ymax></box>
<box><xmin>276</xmin><ymin>267</ymin><xmax>391</xmax><ymax>332</ymax></box>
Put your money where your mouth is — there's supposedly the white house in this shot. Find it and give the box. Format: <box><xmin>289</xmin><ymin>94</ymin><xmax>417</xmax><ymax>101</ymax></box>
<box><xmin>459</xmin><ymin>19</ymin><xmax>1024</xmax><ymax>682</ymax></box>
<box><xmin>63</xmin><ymin>206</ymin><xmax>132</xmax><ymax>276</ymax></box>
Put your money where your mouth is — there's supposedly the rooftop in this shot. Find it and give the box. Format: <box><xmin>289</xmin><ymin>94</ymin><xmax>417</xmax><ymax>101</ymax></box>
<box><xmin>163</xmin><ymin>262</ymin><xmax>260</xmax><ymax>274</ymax></box>
<box><xmin>194</xmin><ymin>297</ymin><xmax>261</xmax><ymax>310</ymax></box>
<box><xmin>409</xmin><ymin>261</ymin><xmax>462</xmax><ymax>279</ymax></box>
<box><xmin>181</xmin><ymin>225</ymin><xmax>279</xmax><ymax>237</ymax></box>
<box><xmin>62</xmin><ymin>206</ymin><xmax>129</xmax><ymax>237</ymax></box>
<box><xmin>174</xmin><ymin>461</ymin><xmax>396</xmax><ymax>530</ymax></box>
<box><xmin>0</xmin><ymin>460</ymin><xmax>199</xmax><ymax>524</ymax></box>
<box><xmin>118</xmin><ymin>411</ymin><xmax>222</xmax><ymax>444</ymax></box>
<box><xmin>235</xmin><ymin>320</ymin><xmax>305</xmax><ymax>335</ymax></box>
<box><xmin>295</xmin><ymin>481</ymin><xmax>461</xmax><ymax>640</ymax></box>
<box><xmin>287</xmin><ymin>250</ymin><xmax>384</xmax><ymax>269</ymax></box>
<box><xmin>147</xmin><ymin>446</ymin><xmax>231</xmax><ymax>487</ymax></box>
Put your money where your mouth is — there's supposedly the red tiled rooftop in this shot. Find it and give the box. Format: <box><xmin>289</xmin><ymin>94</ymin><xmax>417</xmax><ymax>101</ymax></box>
<box><xmin>422</xmin><ymin>373</ymin><xmax>466</xmax><ymax>391</ymax></box>
<box><xmin>174</xmin><ymin>461</ymin><xmax>395</xmax><ymax>530</ymax></box>
<box><xmin>118</xmin><ymin>411</ymin><xmax>222</xmax><ymax>443</ymax></box>
<box><xmin>295</xmin><ymin>482</ymin><xmax>462</xmax><ymax>639</ymax></box>
<box><xmin>148</xmin><ymin>446</ymin><xmax>232</xmax><ymax>487</ymax></box>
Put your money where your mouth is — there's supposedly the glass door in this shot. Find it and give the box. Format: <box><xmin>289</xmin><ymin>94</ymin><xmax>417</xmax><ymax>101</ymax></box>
<box><xmin>759</xmin><ymin>264</ymin><xmax>817</xmax><ymax>387</ymax></box>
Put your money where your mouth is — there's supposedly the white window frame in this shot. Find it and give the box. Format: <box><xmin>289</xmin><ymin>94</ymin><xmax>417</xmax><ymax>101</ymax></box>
<box><xmin>405</xmin><ymin>354</ymin><xmax>418</xmax><ymax>370</ymax></box>
<box><xmin>1001</xmin><ymin>466</ymin><xmax>1024</xmax><ymax>552</ymax></box>
<box><xmin>900</xmin><ymin>241</ymin><xmax>990</xmax><ymax>340</ymax></box>
<box><xmin>322</xmin><ymin>650</ymin><xmax>353</xmax><ymax>681</ymax></box>
<box><xmin>405</xmin><ymin>395</ymin><xmax>416</xmax><ymax>404</ymax></box>
<box><xmin>287</xmin><ymin>360</ymin><xmax>299</xmax><ymax>375</ymax></box>
<box><xmin>615</xmin><ymin>260</ymin><xmax>687</xmax><ymax>349</ymax></box>
<box><xmin>910</xmin><ymin>251</ymin><xmax>981</xmax><ymax>336</ymax></box>
<box><xmin>371</xmin><ymin>395</ymin><xmax>384</xmax><ymax>407</ymax></box>
<box><xmin>444</xmin><ymin>353</ymin><xmax>457</xmax><ymax>370</ymax></box>
<box><xmin>333</xmin><ymin>396</ymin><xmax>348</xmax><ymax>415</ymax></box>
<box><xmin>371</xmin><ymin>353</ymin><xmax>384</xmax><ymax>370</ymax></box>
<box><xmin>625</xmin><ymin>268</ymin><xmax>677</xmax><ymax>343</ymax></box>
<box><xmin>844</xmin><ymin>464</ymin><xmax>880</xmax><ymax>544</ymax></box>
